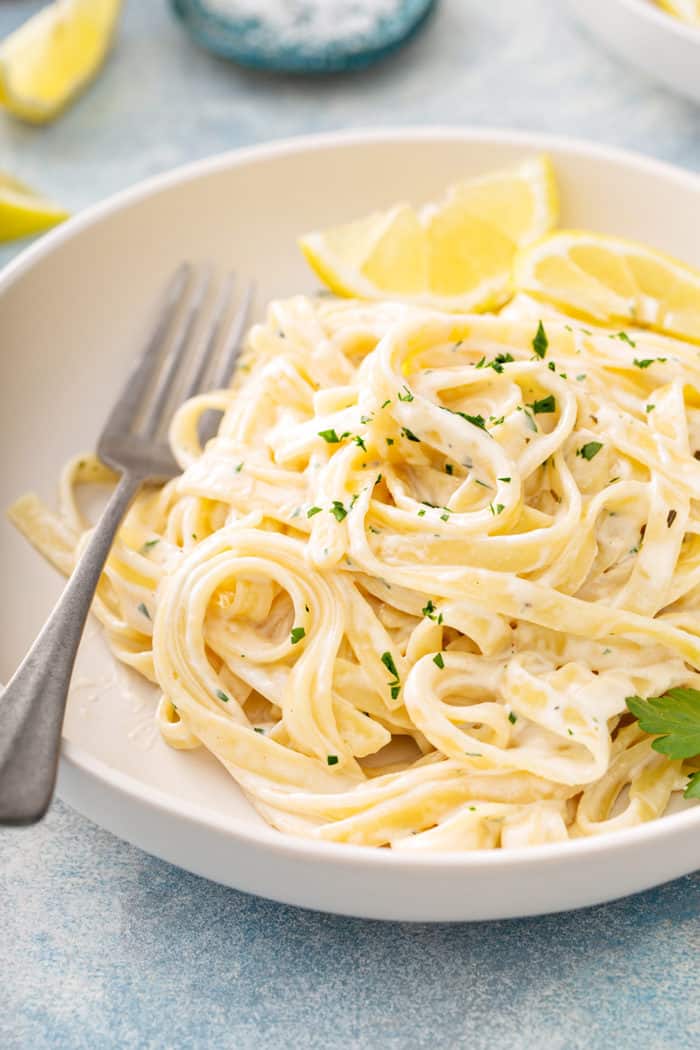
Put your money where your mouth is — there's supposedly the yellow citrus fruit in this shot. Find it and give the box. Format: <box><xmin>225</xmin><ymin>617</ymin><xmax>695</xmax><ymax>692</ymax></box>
<box><xmin>655</xmin><ymin>1</ymin><xmax>700</xmax><ymax>24</ymax></box>
<box><xmin>299</xmin><ymin>155</ymin><xmax>558</xmax><ymax>311</ymax></box>
<box><xmin>515</xmin><ymin>230</ymin><xmax>700</xmax><ymax>344</ymax></box>
<box><xmin>0</xmin><ymin>172</ymin><xmax>68</xmax><ymax>242</ymax></box>
<box><xmin>0</xmin><ymin>0</ymin><xmax>123</xmax><ymax>124</ymax></box>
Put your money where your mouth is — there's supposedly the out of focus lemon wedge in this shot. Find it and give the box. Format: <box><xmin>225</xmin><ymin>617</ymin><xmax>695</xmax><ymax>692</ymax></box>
<box><xmin>0</xmin><ymin>173</ymin><xmax>68</xmax><ymax>242</ymax></box>
<box><xmin>0</xmin><ymin>0</ymin><xmax>122</xmax><ymax>124</ymax></box>
<box><xmin>515</xmin><ymin>230</ymin><xmax>700</xmax><ymax>343</ymax></box>
<box><xmin>299</xmin><ymin>156</ymin><xmax>558</xmax><ymax>311</ymax></box>
<box><xmin>656</xmin><ymin>1</ymin><xmax>700</xmax><ymax>24</ymax></box>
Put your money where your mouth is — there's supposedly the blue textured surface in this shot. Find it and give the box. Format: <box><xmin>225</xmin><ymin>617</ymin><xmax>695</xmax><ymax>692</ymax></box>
<box><xmin>1</xmin><ymin>1</ymin><xmax>699</xmax><ymax>1046</ymax></box>
<box><xmin>171</xmin><ymin>0</ymin><xmax>437</xmax><ymax>73</ymax></box>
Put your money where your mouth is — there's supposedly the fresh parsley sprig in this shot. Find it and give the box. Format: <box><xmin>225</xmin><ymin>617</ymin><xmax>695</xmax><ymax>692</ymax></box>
<box><xmin>626</xmin><ymin>688</ymin><xmax>700</xmax><ymax>799</ymax></box>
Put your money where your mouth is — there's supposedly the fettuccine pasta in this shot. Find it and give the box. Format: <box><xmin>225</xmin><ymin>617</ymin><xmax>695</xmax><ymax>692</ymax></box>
<box><xmin>11</xmin><ymin>292</ymin><xmax>700</xmax><ymax>849</ymax></box>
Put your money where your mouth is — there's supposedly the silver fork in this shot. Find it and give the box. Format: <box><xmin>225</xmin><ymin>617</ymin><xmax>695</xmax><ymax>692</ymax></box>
<box><xmin>0</xmin><ymin>264</ymin><xmax>253</xmax><ymax>826</ymax></box>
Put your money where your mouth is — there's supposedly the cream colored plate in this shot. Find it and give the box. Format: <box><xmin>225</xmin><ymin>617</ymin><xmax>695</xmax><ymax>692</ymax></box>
<box><xmin>1</xmin><ymin>129</ymin><xmax>699</xmax><ymax>920</ymax></box>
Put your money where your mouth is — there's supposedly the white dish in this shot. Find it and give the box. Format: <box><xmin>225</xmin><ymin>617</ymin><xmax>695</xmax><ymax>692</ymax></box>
<box><xmin>568</xmin><ymin>0</ymin><xmax>700</xmax><ymax>104</ymax></box>
<box><xmin>1</xmin><ymin>128</ymin><xmax>700</xmax><ymax>921</ymax></box>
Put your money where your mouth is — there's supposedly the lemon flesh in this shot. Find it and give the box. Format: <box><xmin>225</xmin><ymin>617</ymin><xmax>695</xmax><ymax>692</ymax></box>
<box><xmin>300</xmin><ymin>155</ymin><xmax>558</xmax><ymax>311</ymax></box>
<box><xmin>0</xmin><ymin>0</ymin><xmax>122</xmax><ymax>124</ymax></box>
<box><xmin>515</xmin><ymin>230</ymin><xmax>700</xmax><ymax>344</ymax></box>
<box><xmin>0</xmin><ymin>173</ymin><xmax>68</xmax><ymax>242</ymax></box>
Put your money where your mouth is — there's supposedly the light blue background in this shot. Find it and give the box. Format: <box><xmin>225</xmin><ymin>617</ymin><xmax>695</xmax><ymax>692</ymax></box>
<box><xmin>1</xmin><ymin>2</ymin><xmax>699</xmax><ymax>1047</ymax></box>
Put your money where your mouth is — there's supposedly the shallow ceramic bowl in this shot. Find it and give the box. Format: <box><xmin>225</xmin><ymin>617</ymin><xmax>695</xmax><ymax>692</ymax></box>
<box><xmin>569</xmin><ymin>0</ymin><xmax>700</xmax><ymax>104</ymax></box>
<box><xmin>1</xmin><ymin>128</ymin><xmax>699</xmax><ymax>921</ymax></box>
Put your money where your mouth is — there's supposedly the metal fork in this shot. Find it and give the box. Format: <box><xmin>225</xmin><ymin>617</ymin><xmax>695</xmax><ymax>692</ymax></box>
<box><xmin>0</xmin><ymin>264</ymin><xmax>253</xmax><ymax>826</ymax></box>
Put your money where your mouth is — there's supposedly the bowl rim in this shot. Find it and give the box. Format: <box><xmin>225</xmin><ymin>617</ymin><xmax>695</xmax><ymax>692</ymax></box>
<box><xmin>3</xmin><ymin>125</ymin><xmax>700</xmax><ymax>871</ymax></box>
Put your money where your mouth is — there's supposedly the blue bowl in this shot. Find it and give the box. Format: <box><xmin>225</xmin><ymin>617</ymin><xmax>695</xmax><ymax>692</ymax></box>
<box><xmin>171</xmin><ymin>0</ymin><xmax>438</xmax><ymax>74</ymax></box>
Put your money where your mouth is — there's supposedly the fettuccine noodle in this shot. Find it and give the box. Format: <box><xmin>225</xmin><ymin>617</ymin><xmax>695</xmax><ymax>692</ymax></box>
<box><xmin>11</xmin><ymin>292</ymin><xmax>700</xmax><ymax>849</ymax></box>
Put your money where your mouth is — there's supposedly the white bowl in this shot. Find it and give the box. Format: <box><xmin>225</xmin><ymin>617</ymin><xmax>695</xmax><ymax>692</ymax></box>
<box><xmin>1</xmin><ymin>129</ymin><xmax>699</xmax><ymax>921</ymax></box>
<box><xmin>569</xmin><ymin>0</ymin><xmax>700</xmax><ymax>104</ymax></box>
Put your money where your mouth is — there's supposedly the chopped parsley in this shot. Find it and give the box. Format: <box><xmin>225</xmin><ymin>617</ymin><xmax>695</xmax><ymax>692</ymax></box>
<box><xmin>488</xmin><ymin>352</ymin><xmax>515</xmax><ymax>374</ymax></box>
<box><xmin>615</xmin><ymin>331</ymin><xmax>636</xmax><ymax>348</ymax></box>
<box><xmin>508</xmin><ymin>712</ymin><xmax>517</xmax><ymax>725</ymax></box>
<box><xmin>528</xmin><ymin>395</ymin><xmax>556</xmax><ymax>414</ymax></box>
<box><xmin>646</xmin><ymin>404</ymin><xmax>655</xmax><ymax>413</ymax></box>
<box><xmin>397</xmin><ymin>385</ymin><xmax>414</xmax><ymax>402</ymax></box>
<box><xmin>307</xmin><ymin>505</ymin><xmax>322</xmax><ymax>518</ymax></box>
<box><xmin>417</xmin><ymin>508</ymin><xmax>426</xmax><ymax>517</ymax></box>
<box><xmin>386</xmin><ymin>437</ymin><xmax>394</xmax><ymax>446</ymax></box>
<box><xmin>216</xmin><ymin>689</ymin><xmax>230</xmax><ymax>703</ymax></box>
<box><xmin>234</xmin><ymin>461</ymin><xmax>244</xmax><ymax>473</ymax></box>
<box><xmin>667</xmin><ymin>509</ymin><xmax>677</xmax><ymax>528</ymax></box>
<box><xmin>440</xmin><ymin>511</ymin><xmax>450</xmax><ymax>522</ymax></box>
<box><xmin>326</xmin><ymin>755</ymin><xmax>339</xmax><ymax>766</ymax></box>
<box><xmin>401</xmin><ymin>426</ymin><xmax>420</xmax><ymax>442</ymax></box>
<box><xmin>381</xmin><ymin>399</ymin><xmax>392</xmax><ymax>409</ymax></box>
<box><xmin>422</xmin><ymin>600</ymin><xmax>437</xmax><ymax>619</ymax></box>
<box><xmin>253</xmin><ymin>727</ymin><xmax>265</xmax><ymax>734</ymax></box>
<box><xmin>381</xmin><ymin>651</ymin><xmax>401</xmax><ymax>699</ymax></box>
<box><xmin>141</xmin><ymin>539</ymin><xmax>159</xmax><ymax>552</ymax></box>
<box><xmin>532</xmin><ymin>321</ymin><xmax>548</xmax><ymax>359</ymax></box>
<box><xmin>498</xmin><ymin>476</ymin><xmax>511</xmax><ymax>483</ymax></box>
<box><xmin>577</xmin><ymin>441</ymin><xmax>603</xmax><ymax>461</ymax></box>
<box><xmin>290</xmin><ymin>626</ymin><xmax>306</xmax><ymax>645</ymax></box>
<box><xmin>445</xmin><ymin>463</ymin><xmax>454</xmax><ymax>475</ymax></box>
<box><xmin>433</xmin><ymin>652</ymin><xmax>445</xmax><ymax>669</ymax></box>
<box><xmin>137</xmin><ymin>602</ymin><xmax>151</xmax><ymax>620</ymax></box>
<box><xmin>330</xmin><ymin>501</ymin><xmax>348</xmax><ymax>522</ymax></box>
<box><xmin>490</xmin><ymin>503</ymin><xmax>505</xmax><ymax>516</ymax></box>
<box><xmin>353</xmin><ymin>434</ymin><xmax>366</xmax><ymax>451</ymax></box>
<box><xmin>318</xmin><ymin>428</ymin><xmax>340</xmax><ymax>444</ymax></box>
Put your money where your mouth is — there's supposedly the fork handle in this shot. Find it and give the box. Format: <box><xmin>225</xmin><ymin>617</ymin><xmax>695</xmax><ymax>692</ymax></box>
<box><xmin>0</xmin><ymin>472</ymin><xmax>142</xmax><ymax>826</ymax></box>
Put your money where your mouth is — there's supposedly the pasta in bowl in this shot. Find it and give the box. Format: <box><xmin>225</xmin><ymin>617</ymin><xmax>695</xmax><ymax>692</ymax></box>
<box><xmin>12</xmin><ymin>289</ymin><xmax>700</xmax><ymax>850</ymax></box>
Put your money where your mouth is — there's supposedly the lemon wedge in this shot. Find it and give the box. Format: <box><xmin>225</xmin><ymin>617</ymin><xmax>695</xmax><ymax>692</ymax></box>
<box><xmin>300</xmin><ymin>155</ymin><xmax>558</xmax><ymax>311</ymax></box>
<box><xmin>514</xmin><ymin>230</ymin><xmax>700</xmax><ymax>344</ymax></box>
<box><xmin>0</xmin><ymin>173</ymin><xmax>68</xmax><ymax>242</ymax></box>
<box><xmin>0</xmin><ymin>0</ymin><xmax>122</xmax><ymax>124</ymax></box>
<box><xmin>656</xmin><ymin>1</ymin><xmax>700</xmax><ymax>24</ymax></box>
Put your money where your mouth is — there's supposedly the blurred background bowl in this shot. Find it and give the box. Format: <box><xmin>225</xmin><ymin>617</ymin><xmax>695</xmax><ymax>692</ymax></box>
<box><xmin>568</xmin><ymin>0</ymin><xmax>700</xmax><ymax>104</ymax></box>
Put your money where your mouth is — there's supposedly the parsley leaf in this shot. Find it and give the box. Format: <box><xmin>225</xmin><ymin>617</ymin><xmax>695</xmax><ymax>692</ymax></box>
<box><xmin>577</xmin><ymin>441</ymin><xmax>603</xmax><ymax>461</ymax></box>
<box><xmin>397</xmin><ymin>385</ymin><xmax>414</xmax><ymax>402</ymax></box>
<box><xmin>626</xmin><ymin>688</ymin><xmax>700</xmax><ymax>759</ymax></box>
<box><xmin>528</xmin><ymin>395</ymin><xmax>556</xmax><ymax>414</ymax></box>
<box><xmin>401</xmin><ymin>426</ymin><xmax>420</xmax><ymax>442</ymax></box>
<box><xmin>532</xmin><ymin>321</ymin><xmax>548</xmax><ymax>359</ymax></box>
<box><xmin>433</xmin><ymin>653</ymin><xmax>445</xmax><ymax>669</ymax></box>
<box><xmin>290</xmin><ymin>627</ymin><xmax>306</xmax><ymax>645</ymax></box>
<box><xmin>327</xmin><ymin>755</ymin><xmax>339</xmax><ymax>766</ymax></box>
<box><xmin>216</xmin><ymin>689</ymin><xmax>230</xmax><ymax>703</ymax></box>
<box><xmin>318</xmin><ymin>428</ymin><xmax>340</xmax><ymax>444</ymax></box>
<box><xmin>307</xmin><ymin>506</ymin><xmax>322</xmax><ymax>518</ymax></box>
<box><xmin>685</xmin><ymin>771</ymin><xmax>700</xmax><ymax>800</ymax></box>
<box><xmin>330</xmin><ymin>501</ymin><xmax>347</xmax><ymax>522</ymax></box>
<box><xmin>381</xmin><ymin>651</ymin><xmax>399</xmax><ymax>679</ymax></box>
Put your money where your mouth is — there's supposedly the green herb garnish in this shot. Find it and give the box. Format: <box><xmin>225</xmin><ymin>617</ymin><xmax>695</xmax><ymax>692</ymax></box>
<box><xmin>532</xmin><ymin>321</ymin><xmax>548</xmax><ymax>359</ymax></box>
<box><xmin>577</xmin><ymin>441</ymin><xmax>603</xmax><ymax>461</ymax></box>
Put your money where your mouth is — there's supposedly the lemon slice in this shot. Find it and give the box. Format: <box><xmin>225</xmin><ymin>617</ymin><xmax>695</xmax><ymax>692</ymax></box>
<box><xmin>0</xmin><ymin>173</ymin><xmax>68</xmax><ymax>242</ymax></box>
<box><xmin>299</xmin><ymin>155</ymin><xmax>558</xmax><ymax>311</ymax></box>
<box><xmin>656</xmin><ymin>1</ymin><xmax>700</xmax><ymax>24</ymax></box>
<box><xmin>0</xmin><ymin>0</ymin><xmax>122</xmax><ymax>124</ymax></box>
<box><xmin>515</xmin><ymin>230</ymin><xmax>700</xmax><ymax>344</ymax></box>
